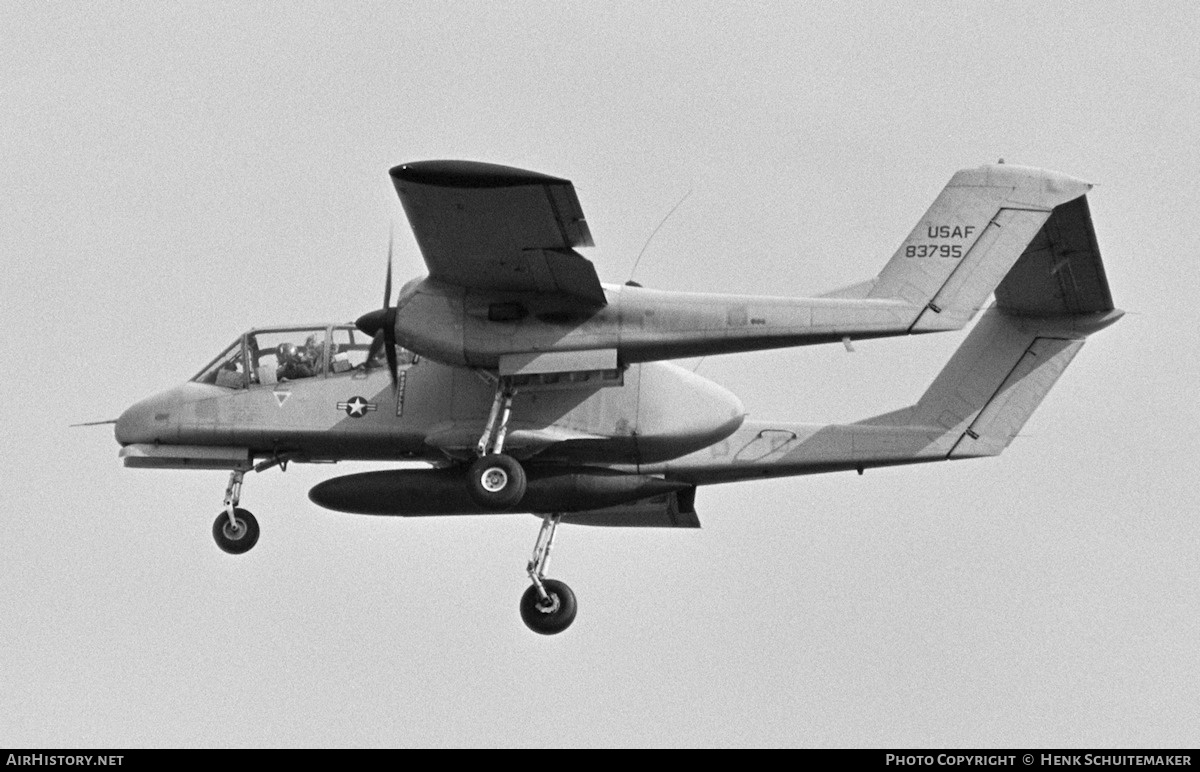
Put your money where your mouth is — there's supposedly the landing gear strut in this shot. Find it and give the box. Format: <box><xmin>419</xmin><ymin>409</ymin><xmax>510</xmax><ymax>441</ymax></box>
<box><xmin>520</xmin><ymin>513</ymin><xmax>577</xmax><ymax>635</ymax></box>
<box><xmin>210</xmin><ymin>455</ymin><xmax>289</xmax><ymax>554</ymax></box>
<box><xmin>468</xmin><ymin>379</ymin><xmax>527</xmax><ymax>510</ymax></box>
<box><xmin>212</xmin><ymin>469</ymin><xmax>259</xmax><ymax>554</ymax></box>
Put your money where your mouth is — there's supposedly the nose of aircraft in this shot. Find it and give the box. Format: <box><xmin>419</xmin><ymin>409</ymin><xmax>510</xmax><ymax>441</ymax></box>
<box><xmin>114</xmin><ymin>383</ymin><xmax>216</xmax><ymax>446</ymax></box>
<box><xmin>115</xmin><ymin>391</ymin><xmax>174</xmax><ymax>446</ymax></box>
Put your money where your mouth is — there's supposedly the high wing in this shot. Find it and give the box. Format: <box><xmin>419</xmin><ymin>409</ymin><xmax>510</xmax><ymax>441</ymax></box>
<box><xmin>390</xmin><ymin>160</ymin><xmax>605</xmax><ymax>307</ymax></box>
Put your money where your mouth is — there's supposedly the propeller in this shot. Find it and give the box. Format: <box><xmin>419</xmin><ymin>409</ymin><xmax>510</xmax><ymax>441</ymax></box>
<box><xmin>356</xmin><ymin>230</ymin><xmax>400</xmax><ymax>388</ymax></box>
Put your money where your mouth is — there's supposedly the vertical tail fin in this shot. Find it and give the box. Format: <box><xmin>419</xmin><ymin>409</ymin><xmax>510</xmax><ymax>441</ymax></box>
<box><xmin>881</xmin><ymin>185</ymin><xmax>1122</xmax><ymax>457</ymax></box>
<box><xmin>829</xmin><ymin>164</ymin><xmax>1094</xmax><ymax>334</ymax></box>
<box><xmin>896</xmin><ymin>308</ymin><xmax>1118</xmax><ymax>457</ymax></box>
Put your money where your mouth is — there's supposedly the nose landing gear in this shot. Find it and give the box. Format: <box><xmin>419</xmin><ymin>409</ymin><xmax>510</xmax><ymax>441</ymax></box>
<box><xmin>213</xmin><ymin>469</ymin><xmax>259</xmax><ymax>554</ymax></box>
<box><xmin>520</xmin><ymin>513</ymin><xmax>576</xmax><ymax>635</ymax></box>
<box><xmin>210</xmin><ymin>455</ymin><xmax>290</xmax><ymax>554</ymax></box>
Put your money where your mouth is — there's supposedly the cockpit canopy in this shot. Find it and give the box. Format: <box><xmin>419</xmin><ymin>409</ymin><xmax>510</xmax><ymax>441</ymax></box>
<box><xmin>192</xmin><ymin>324</ymin><xmax>415</xmax><ymax>389</ymax></box>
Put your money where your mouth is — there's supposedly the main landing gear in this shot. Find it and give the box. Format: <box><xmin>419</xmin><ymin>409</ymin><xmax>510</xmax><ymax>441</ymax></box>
<box><xmin>468</xmin><ymin>379</ymin><xmax>527</xmax><ymax>510</ymax></box>
<box><xmin>520</xmin><ymin>513</ymin><xmax>577</xmax><ymax>635</ymax></box>
<box><xmin>473</xmin><ymin>378</ymin><xmax>575</xmax><ymax>634</ymax></box>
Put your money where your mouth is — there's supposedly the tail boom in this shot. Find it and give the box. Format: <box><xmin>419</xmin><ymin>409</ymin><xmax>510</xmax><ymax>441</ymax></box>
<box><xmin>642</xmin><ymin>305</ymin><xmax>1121</xmax><ymax>485</ymax></box>
<box><xmin>617</xmin><ymin>164</ymin><xmax>1096</xmax><ymax>363</ymax></box>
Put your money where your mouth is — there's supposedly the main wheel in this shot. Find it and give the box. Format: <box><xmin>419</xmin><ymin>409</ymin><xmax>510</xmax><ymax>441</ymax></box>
<box><xmin>212</xmin><ymin>508</ymin><xmax>260</xmax><ymax>555</ymax></box>
<box><xmin>467</xmin><ymin>454</ymin><xmax>527</xmax><ymax>510</ymax></box>
<box><xmin>520</xmin><ymin>579</ymin><xmax>577</xmax><ymax>635</ymax></box>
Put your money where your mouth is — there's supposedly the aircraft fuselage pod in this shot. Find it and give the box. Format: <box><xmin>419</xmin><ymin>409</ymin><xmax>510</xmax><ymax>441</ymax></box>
<box><xmin>115</xmin><ymin>323</ymin><xmax>746</xmax><ymax>472</ymax></box>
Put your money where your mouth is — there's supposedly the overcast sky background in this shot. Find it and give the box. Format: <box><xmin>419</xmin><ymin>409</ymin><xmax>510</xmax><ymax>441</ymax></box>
<box><xmin>3</xmin><ymin>1</ymin><xmax>1198</xmax><ymax>748</ymax></box>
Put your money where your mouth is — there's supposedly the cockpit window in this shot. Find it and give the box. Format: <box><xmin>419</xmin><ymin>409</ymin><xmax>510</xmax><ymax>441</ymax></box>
<box><xmin>193</xmin><ymin>339</ymin><xmax>247</xmax><ymax>388</ymax></box>
<box><xmin>329</xmin><ymin>327</ymin><xmax>372</xmax><ymax>372</ymax></box>
<box><xmin>247</xmin><ymin>329</ymin><xmax>329</xmax><ymax>386</ymax></box>
<box><xmin>192</xmin><ymin>325</ymin><xmax>416</xmax><ymax>389</ymax></box>
<box><xmin>328</xmin><ymin>327</ymin><xmax>417</xmax><ymax>372</ymax></box>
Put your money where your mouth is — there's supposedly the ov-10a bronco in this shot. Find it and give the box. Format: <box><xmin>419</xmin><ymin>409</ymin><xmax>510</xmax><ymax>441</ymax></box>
<box><xmin>111</xmin><ymin>160</ymin><xmax>1120</xmax><ymax>634</ymax></box>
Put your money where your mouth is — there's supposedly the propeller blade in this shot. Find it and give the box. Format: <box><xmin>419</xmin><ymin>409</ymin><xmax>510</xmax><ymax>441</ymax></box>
<box><xmin>385</xmin><ymin>322</ymin><xmax>399</xmax><ymax>388</ymax></box>
<box><xmin>384</xmin><ymin>227</ymin><xmax>393</xmax><ymax>309</ymax></box>
<box><xmin>358</xmin><ymin>229</ymin><xmax>401</xmax><ymax>388</ymax></box>
<box><xmin>365</xmin><ymin>329</ymin><xmax>385</xmax><ymax>365</ymax></box>
<box><xmin>384</xmin><ymin>306</ymin><xmax>400</xmax><ymax>387</ymax></box>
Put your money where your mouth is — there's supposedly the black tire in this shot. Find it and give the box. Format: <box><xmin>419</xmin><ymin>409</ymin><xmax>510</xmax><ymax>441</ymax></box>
<box><xmin>520</xmin><ymin>579</ymin><xmax>577</xmax><ymax>635</ymax></box>
<box><xmin>466</xmin><ymin>454</ymin><xmax>527</xmax><ymax>510</ymax></box>
<box><xmin>212</xmin><ymin>508</ymin><xmax>260</xmax><ymax>555</ymax></box>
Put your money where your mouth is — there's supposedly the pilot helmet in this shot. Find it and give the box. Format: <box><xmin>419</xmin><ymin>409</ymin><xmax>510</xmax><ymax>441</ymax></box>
<box><xmin>277</xmin><ymin>343</ymin><xmax>299</xmax><ymax>362</ymax></box>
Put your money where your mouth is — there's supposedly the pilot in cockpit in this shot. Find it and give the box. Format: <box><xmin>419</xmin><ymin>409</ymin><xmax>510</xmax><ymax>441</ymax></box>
<box><xmin>276</xmin><ymin>342</ymin><xmax>316</xmax><ymax>381</ymax></box>
<box><xmin>304</xmin><ymin>334</ymin><xmax>331</xmax><ymax>367</ymax></box>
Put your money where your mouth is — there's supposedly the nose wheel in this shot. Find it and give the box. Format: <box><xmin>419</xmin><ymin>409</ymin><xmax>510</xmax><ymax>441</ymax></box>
<box><xmin>208</xmin><ymin>456</ymin><xmax>291</xmax><ymax>554</ymax></box>
<box><xmin>521</xmin><ymin>513</ymin><xmax>576</xmax><ymax>635</ymax></box>
<box><xmin>212</xmin><ymin>469</ymin><xmax>260</xmax><ymax>554</ymax></box>
<box><xmin>213</xmin><ymin>507</ymin><xmax>259</xmax><ymax>554</ymax></box>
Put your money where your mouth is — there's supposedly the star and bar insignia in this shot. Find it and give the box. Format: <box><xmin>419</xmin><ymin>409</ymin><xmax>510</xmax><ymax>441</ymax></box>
<box><xmin>337</xmin><ymin>396</ymin><xmax>378</xmax><ymax>418</ymax></box>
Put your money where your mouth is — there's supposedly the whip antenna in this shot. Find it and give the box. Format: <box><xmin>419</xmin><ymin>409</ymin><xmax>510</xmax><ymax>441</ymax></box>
<box><xmin>627</xmin><ymin>188</ymin><xmax>692</xmax><ymax>285</ymax></box>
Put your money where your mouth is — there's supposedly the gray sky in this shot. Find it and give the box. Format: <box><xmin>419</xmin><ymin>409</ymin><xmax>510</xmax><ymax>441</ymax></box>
<box><xmin>3</xmin><ymin>1</ymin><xmax>1198</xmax><ymax>747</ymax></box>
